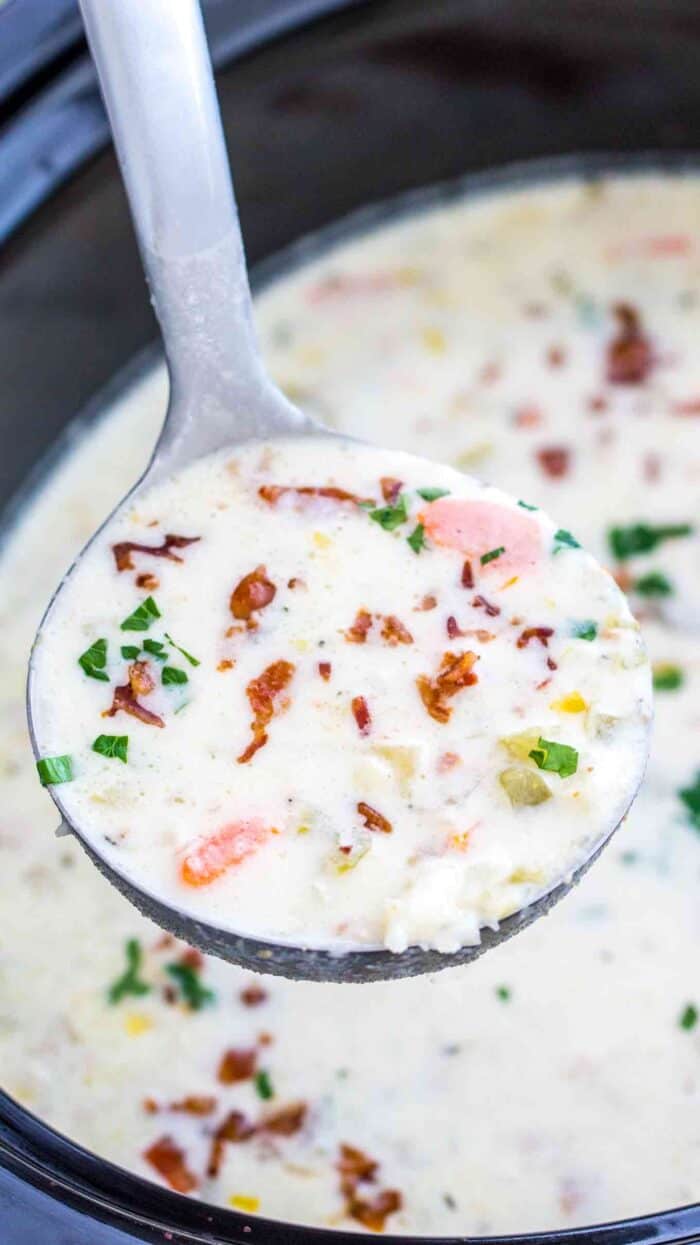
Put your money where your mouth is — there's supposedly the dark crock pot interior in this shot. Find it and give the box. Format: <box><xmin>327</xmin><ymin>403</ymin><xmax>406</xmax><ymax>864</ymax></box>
<box><xmin>2</xmin><ymin>1</ymin><xmax>700</xmax><ymax>1241</ymax></box>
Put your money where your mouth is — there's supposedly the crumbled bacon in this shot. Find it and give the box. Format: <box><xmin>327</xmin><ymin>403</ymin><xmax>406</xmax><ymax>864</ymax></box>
<box><xmin>128</xmin><ymin>660</ymin><xmax>155</xmax><ymax>697</ymax></box>
<box><xmin>415</xmin><ymin>594</ymin><xmax>437</xmax><ymax>611</ymax></box>
<box><xmin>207</xmin><ymin>1110</ymin><xmax>256</xmax><ymax>1178</ymax></box>
<box><xmin>349</xmin><ymin>1188</ymin><xmax>403</xmax><ymax>1232</ymax></box>
<box><xmin>461</xmin><ymin>559</ymin><xmax>474</xmax><ymax>589</ymax></box>
<box><xmin>170</xmin><ymin>1095</ymin><xmax>217</xmax><ymax>1116</ymax></box>
<box><xmin>136</xmin><ymin>572</ymin><xmax>159</xmax><ymax>590</ymax></box>
<box><xmin>380</xmin><ymin>476</ymin><xmax>403</xmax><ymax>504</ymax></box>
<box><xmin>446</xmin><ymin>615</ymin><xmax>465</xmax><ymax>639</ymax></box>
<box><xmin>259</xmin><ymin>484</ymin><xmax>373</xmax><ymax>507</ymax></box>
<box><xmin>351</xmin><ymin>696</ymin><xmax>372</xmax><ymax>736</ymax></box>
<box><xmin>547</xmin><ymin>656</ymin><xmax>558</xmax><ymax>671</ymax></box>
<box><xmin>112</xmin><ymin>533</ymin><xmax>200</xmax><ymax>573</ymax></box>
<box><xmin>217</xmin><ymin>659</ymin><xmax>234</xmax><ymax>672</ymax></box>
<box><xmin>338</xmin><ymin>1143</ymin><xmax>379</xmax><ymax>1190</ymax></box>
<box><xmin>514</xmin><ymin>404</ymin><xmax>543</xmax><ymax>429</ymax></box>
<box><xmin>437</xmin><ymin>751</ymin><xmax>460</xmax><ymax>772</ymax></box>
<box><xmin>380</xmin><ymin>615</ymin><xmax>413</xmax><ymax>646</ymax></box>
<box><xmin>179</xmin><ymin>947</ymin><xmax>204</xmax><ymax>970</ymax></box>
<box><xmin>516</xmin><ymin>626</ymin><xmax>554</xmax><ymax>649</ymax></box>
<box><xmin>241</xmin><ymin>983</ymin><xmax>268</xmax><ymax>1008</ymax></box>
<box><xmin>103</xmin><ymin>664</ymin><xmax>164</xmax><ymax>729</ymax></box>
<box><xmin>606</xmin><ymin>302</ymin><xmax>653</xmax><ymax>385</ymax></box>
<box><xmin>287</xmin><ymin>576</ymin><xmax>306</xmax><ymax>589</ymax></box>
<box><xmin>218</xmin><ymin>1048</ymin><xmax>258</xmax><ymax>1085</ymax></box>
<box><xmin>416</xmin><ymin>650</ymin><xmax>479</xmax><ymax>724</ymax></box>
<box><xmin>537</xmin><ymin>446</ymin><xmax>570</xmax><ymax>478</ymax></box>
<box><xmin>345</xmin><ymin>609</ymin><xmax>373</xmax><ymax>643</ymax></box>
<box><xmin>672</xmin><ymin>397</ymin><xmax>700</xmax><ymax>416</ymax></box>
<box><xmin>472</xmin><ymin>594</ymin><xmax>500</xmax><ymax>617</ymax></box>
<box><xmin>318</xmin><ymin>661</ymin><xmax>332</xmax><ymax>681</ymax></box>
<box><xmin>461</xmin><ymin>628</ymin><xmax>495</xmax><ymax>642</ymax></box>
<box><xmin>357</xmin><ymin>802</ymin><xmax>392</xmax><ymax>834</ymax></box>
<box><xmin>260</xmin><ymin>1102</ymin><xmax>307</xmax><ymax>1136</ymax></box>
<box><xmin>336</xmin><ymin>1144</ymin><xmax>402</xmax><ymax>1233</ymax></box>
<box><xmin>144</xmin><ymin>1135</ymin><xmax>198</xmax><ymax>1194</ymax></box>
<box><xmin>237</xmin><ymin>659</ymin><xmax>295</xmax><ymax>764</ymax></box>
<box><xmin>230</xmin><ymin>565</ymin><xmax>276</xmax><ymax>622</ymax></box>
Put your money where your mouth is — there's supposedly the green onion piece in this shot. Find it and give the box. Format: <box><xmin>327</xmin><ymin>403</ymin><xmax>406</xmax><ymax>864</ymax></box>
<box><xmin>518</xmin><ymin>500</ymin><xmax>538</xmax><ymax>511</ymax></box>
<box><xmin>653</xmin><ymin>664</ymin><xmax>684</xmax><ymax>692</ymax></box>
<box><xmin>368</xmin><ymin>494</ymin><xmax>409</xmax><ymax>532</ymax></box>
<box><xmin>480</xmin><ymin>546</ymin><xmax>505</xmax><ymax>566</ymax></box>
<box><xmin>36</xmin><ymin>754</ymin><xmax>74</xmax><ymax>786</ymax></box>
<box><xmin>417</xmin><ymin>487</ymin><xmax>450</xmax><ymax>502</ymax></box>
<box><xmin>553</xmin><ymin>528</ymin><xmax>581</xmax><ymax>553</ymax></box>
<box><xmin>120</xmin><ymin>595</ymin><xmax>161</xmax><ymax>632</ymax></box>
<box><xmin>528</xmin><ymin>736</ymin><xmax>579</xmax><ymax>779</ymax></box>
<box><xmin>78</xmin><ymin>637</ymin><xmax>109</xmax><ymax>682</ymax></box>
<box><xmin>143</xmin><ymin>638</ymin><xmax>167</xmax><ymax>661</ymax></box>
<box><xmin>680</xmin><ymin>1003</ymin><xmax>698</xmax><ymax>1031</ymax></box>
<box><xmin>92</xmin><ymin>734</ymin><xmax>129</xmax><ymax>763</ymax></box>
<box><xmin>572</xmin><ymin>620</ymin><xmax>597</xmax><ymax>641</ymax></box>
<box><xmin>608</xmin><ymin>522</ymin><xmax>693</xmax><ymax>561</ymax></box>
<box><xmin>162</xmin><ymin>665</ymin><xmax>188</xmax><ymax>687</ymax></box>
<box><xmin>679</xmin><ymin>772</ymin><xmax>700</xmax><ymax>832</ymax></box>
<box><xmin>165</xmin><ymin>962</ymin><xmax>215</xmax><ymax>1011</ymax></box>
<box><xmin>407</xmin><ymin>523</ymin><xmax>426</xmax><ymax>554</ymax></box>
<box><xmin>496</xmin><ymin>985</ymin><xmax>511</xmax><ymax>1002</ymax></box>
<box><xmin>108</xmin><ymin>938</ymin><xmax>150</xmax><ymax>1004</ymax></box>
<box><xmin>254</xmin><ymin>1069</ymin><xmax>274</xmax><ymax>1100</ymax></box>
<box><xmin>121</xmin><ymin>645</ymin><xmax>140</xmax><ymax>660</ymax></box>
<box><xmin>164</xmin><ymin>632</ymin><xmax>200</xmax><ymax>667</ymax></box>
<box><xmin>635</xmin><ymin>571</ymin><xmax>673</xmax><ymax>597</ymax></box>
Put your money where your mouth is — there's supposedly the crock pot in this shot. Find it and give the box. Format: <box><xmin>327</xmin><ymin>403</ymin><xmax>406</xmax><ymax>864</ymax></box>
<box><xmin>3</xmin><ymin>2</ymin><xmax>700</xmax><ymax>1241</ymax></box>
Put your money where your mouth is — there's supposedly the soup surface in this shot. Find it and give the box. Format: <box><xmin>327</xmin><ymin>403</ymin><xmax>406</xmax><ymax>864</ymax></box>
<box><xmin>2</xmin><ymin>171</ymin><xmax>700</xmax><ymax>1234</ymax></box>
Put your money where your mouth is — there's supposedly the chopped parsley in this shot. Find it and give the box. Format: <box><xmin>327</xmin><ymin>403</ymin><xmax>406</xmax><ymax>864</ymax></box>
<box><xmin>120</xmin><ymin>595</ymin><xmax>161</xmax><ymax>632</ymax></box>
<box><xmin>608</xmin><ymin>522</ymin><xmax>693</xmax><ymax>560</ymax></box>
<box><xmin>108</xmin><ymin>938</ymin><xmax>150</xmax><ymax>1004</ymax></box>
<box><xmin>92</xmin><ymin>734</ymin><xmax>129</xmax><ymax>763</ymax></box>
<box><xmin>417</xmin><ymin>487</ymin><xmax>450</xmax><ymax>502</ymax></box>
<box><xmin>653</xmin><ymin>664</ymin><xmax>684</xmax><ymax>692</ymax></box>
<box><xmin>480</xmin><ymin>546</ymin><xmax>505</xmax><ymax>566</ymax></box>
<box><xmin>553</xmin><ymin>528</ymin><xmax>580</xmax><ymax>553</ymax></box>
<box><xmin>255</xmin><ymin>1069</ymin><xmax>274</xmax><ymax>1100</ymax></box>
<box><xmin>679</xmin><ymin>772</ymin><xmax>700</xmax><ymax>832</ymax></box>
<box><xmin>36</xmin><ymin>755</ymin><xmax>73</xmax><ymax>786</ymax></box>
<box><xmin>528</xmin><ymin>737</ymin><xmax>579</xmax><ymax>779</ymax></box>
<box><xmin>162</xmin><ymin>665</ymin><xmax>188</xmax><ymax>687</ymax></box>
<box><xmin>680</xmin><ymin>1003</ymin><xmax>698</xmax><ymax>1031</ymax></box>
<box><xmin>164</xmin><ymin>633</ymin><xmax>200</xmax><ymax>668</ymax></box>
<box><xmin>635</xmin><ymin>571</ymin><xmax>673</xmax><ymax>597</ymax></box>
<box><xmin>166</xmin><ymin>962</ymin><xmax>215</xmax><ymax>1011</ymax></box>
<box><xmin>407</xmin><ymin>523</ymin><xmax>426</xmax><ymax>554</ymax></box>
<box><xmin>143</xmin><ymin>638</ymin><xmax>167</xmax><ymax>661</ymax></box>
<box><xmin>120</xmin><ymin>645</ymin><xmax>140</xmax><ymax>660</ymax></box>
<box><xmin>518</xmin><ymin>500</ymin><xmax>538</xmax><ymax>511</ymax></box>
<box><xmin>368</xmin><ymin>494</ymin><xmax>409</xmax><ymax>531</ymax></box>
<box><xmin>572</xmin><ymin>620</ymin><xmax>597</xmax><ymax>641</ymax></box>
<box><xmin>78</xmin><ymin>637</ymin><xmax>109</xmax><ymax>682</ymax></box>
<box><xmin>495</xmin><ymin>985</ymin><xmax>511</xmax><ymax>1002</ymax></box>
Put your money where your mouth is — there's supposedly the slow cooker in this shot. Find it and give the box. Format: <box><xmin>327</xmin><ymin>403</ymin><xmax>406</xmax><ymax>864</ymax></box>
<box><xmin>3</xmin><ymin>2</ymin><xmax>700</xmax><ymax>1241</ymax></box>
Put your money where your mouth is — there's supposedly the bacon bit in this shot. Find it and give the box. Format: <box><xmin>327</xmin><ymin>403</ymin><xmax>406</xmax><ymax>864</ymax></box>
<box><xmin>259</xmin><ymin>484</ymin><xmax>373</xmax><ymax>508</ymax></box>
<box><xmin>613</xmin><ymin>566</ymin><xmax>634</xmax><ymax>591</ymax></box>
<box><xmin>128</xmin><ymin>660</ymin><xmax>155</xmax><ymax>697</ymax></box>
<box><xmin>461</xmin><ymin>559</ymin><xmax>474</xmax><ymax>589</ymax></box>
<box><xmin>338</xmin><ymin>1144</ymin><xmax>379</xmax><ymax>1188</ymax></box>
<box><xmin>588</xmin><ymin>394</ymin><xmax>608</xmax><ymax>413</ymax></box>
<box><xmin>218</xmin><ymin>1048</ymin><xmax>258</xmax><ymax>1085</ymax></box>
<box><xmin>345</xmin><ymin>609</ymin><xmax>373</xmax><ymax>643</ymax></box>
<box><xmin>179</xmin><ymin>947</ymin><xmax>204</xmax><ymax>970</ymax></box>
<box><xmin>416</xmin><ymin>650</ymin><xmax>479</xmax><ymax>724</ymax></box>
<box><xmin>380</xmin><ymin>615</ymin><xmax>413</xmax><ymax>646</ymax></box>
<box><xmin>241</xmin><ymin>983</ymin><xmax>268</xmax><ymax>1008</ymax></box>
<box><xmin>257</xmin><ymin>1030</ymin><xmax>273</xmax><ymax>1047</ymax></box>
<box><xmin>217</xmin><ymin>659</ymin><xmax>234</xmax><ymax>672</ymax></box>
<box><xmin>415</xmin><ymin>593</ymin><xmax>438</xmax><ymax>611</ymax></box>
<box><xmin>517</xmin><ymin>626</ymin><xmax>554</xmax><ymax>649</ymax></box>
<box><xmin>103</xmin><ymin>676</ymin><xmax>164</xmax><ymax>729</ymax></box>
<box><xmin>207</xmin><ymin>1111</ymin><xmax>256</xmax><ymax>1179</ymax></box>
<box><xmin>230</xmin><ymin>565</ymin><xmax>276</xmax><ymax>622</ymax></box>
<box><xmin>170</xmin><ymin>1095</ymin><xmax>218</xmax><ymax>1116</ymax></box>
<box><xmin>672</xmin><ymin>397</ymin><xmax>700</xmax><ymax>416</ymax></box>
<box><xmin>113</xmin><ymin>533</ymin><xmax>200</xmax><ymax>573</ymax></box>
<box><xmin>144</xmin><ymin>1135</ymin><xmax>198</xmax><ymax>1194</ymax></box>
<box><xmin>547</xmin><ymin>345</ymin><xmax>566</xmax><ymax>368</ymax></box>
<box><xmin>351</xmin><ymin>696</ymin><xmax>372</xmax><ymax>736</ymax></box>
<box><xmin>337</xmin><ymin>1145</ymin><xmax>402</xmax><ymax>1233</ymax></box>
<box><xmin>537</xmin><ymin>446</ymin><xmax>570</xmax><ymax>478</ymax></box>
<box><xmin>357</xmin><ymin>801</ymin><xmax>392</xmax><ymax>834</ymax></box>
<box><xmin>536</xmin><ymin>677</ymin><xmax>553</xmax><ymax>692</ymax></box>
<box><xmin>260</xmin><ymin>1102</ymin><xmax>307</xmax><ymax>1136</ymax></box>
<box><xmin>349</xmin><ymin>1188</ymin><xmax>403</xmax><ymax>1232</ymax></box>
<box><xmin>180</xmin><ymin>820</ymin><xmax>269</xmax><ymax>888</ymax></box>
<box><xmin>437</xmin><ymin>751</ymin><xmax>460</xmax><ymax>772</ymax></box>
<box><xmin>607</xmin><ymin>303</ymin><xmax>653</xmax><ymax>385</ymax></box>
<box><xmin>287</xmin><ymin>576</ymin><xmax>306</xmax><ymax>589</ymax></box>
<box><xmin>514</xmin><ymin>404</ymin><xmax>543</xmax><ymax>429</ymax></box>
<box><xmin>237</xmin><ymin>659</ymin><xmax>295</xmax><ymax>764</ymax></box>
<box><xmin>547</xmin><ymin>656</ymin><xmax>558</xmax><ymax>671</ymax></box>
<box><xmin>380</xmin><ymin>476</ymin><xmax>403</xmax><ymax>504</ymax></box>
<box><xmin>472</xmin><ymin>594</ymin><xmax>500</xmax><ymax>618</ymax></box>
<box><xmin>462</xmin><ymin>628</ymin><xmax>495</xmax><ymax>642</ymax></box>
<box><xmin>318</xmin><ymin>661</ymin><xmax>332</xmax><ymax>681</ymax></box>
<box><xmin>446</xmin><ymin>615</ymin><xmax>465</xmax><ymax>639</ymax></box>
<box><xmin>136</xmin><ymin>572</ymin><xmax>159</xmax><ymax>590</ymax></box>
<box><xmin>143</xmin><ymin>1097</ymin><xmax>159</xmax><ymax>1114</ymax></box>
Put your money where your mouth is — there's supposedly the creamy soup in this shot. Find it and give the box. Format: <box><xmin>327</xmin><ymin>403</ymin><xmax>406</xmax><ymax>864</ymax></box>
<box><xmin>31</xmin><ymin>435</ymin><xmax>649</xmax><ymax>955</ymax></box>
<box><xmin>2</xmin><ymin>170</ymin><xmax>700</xmax><ymax>1234</ymax></box>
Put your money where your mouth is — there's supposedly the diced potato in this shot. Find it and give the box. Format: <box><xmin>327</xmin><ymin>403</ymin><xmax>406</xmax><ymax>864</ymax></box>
<box><xmin>499</xmin><ymin>728</ymin><xmax>544</xmax><ymax>762</ymax></box>
<box><xmin>499</xmin><ymin>766</ymin><xmax>552</xmax><ymax>806</ymax></box>
<box><xmin>372</xmin><ymin>744</ymin><xmax>419</xmax><ymax>797</ymax></box>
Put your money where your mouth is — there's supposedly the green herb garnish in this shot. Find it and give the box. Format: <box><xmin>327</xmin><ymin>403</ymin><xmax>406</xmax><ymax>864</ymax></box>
<box><xmin>653</xmin><ymin>664</ymin><xmax>684</xmax><ymax>692</ymax></box>
<box><xmin>165</xmin><ymin>962</ymin><xmax>215</xmax><ymax>1011</ymax></box>
<box><xmin>518</xmin><ymin>500</ymin><xmax>538</xmax><ymax>511</ymax></box>
<box><xmin>572</xmin><ymin>620</ymin><xmax>597</xmax><ymax>641</ymax></box>
<box><xmin>368</xmin><ymin>494</ymin><xmax>409</xmax><ymax>532</ymax></box>
<box><xmin>528</xmin><ymin>737</ymin><xmax>579</xmax><ymax>779</ymax></box>
<box><xmin>254</xmin><ymin>1069</ymin><xmax>274</xmax><ymax>1100</ymax></box>
<box><xmin>120</xmin><ymin>596</ymin><xmax>161</xmax><ymax>632</ymax></box>
<box><xmin>92</xmin><ymin>734</ymin><xmax>129</xmax><ymax>763</ymax></box>
<box><xmin>121</xmin><ymin>645</ymin><xmax>140</xmax><ymax>660</ymax></box>
<box><xmin>417</xmin><ymin>487</ymin><xmax>450</xmax><ymax>502</ymax></box>
<box><xmin>108</xmin><ymin>938</ymin><xmax>150</xmax><ymax>1004</ymax></box>
<box><xmin>36</xmin><ymin>755</ymin><xmax>73</xmax><ymax>786</ymax></box>
<box><xmin>680</xmin><ymin>1003</ymin><xmax>698</xmax><ymax>1031</ymax></box>
<box><xmin>162</xmin><ymin>665</ymin><xmax>188</xmax><ymax>687</ymax></box>
<box><xmin>553</xmin><ymin>528</ymin><xmax>581</xmax><ymax>553</ymax></box>
<box><xmin>608</xmin><ymin>522</ymin><xmax>693</xmax><ymax>561</ymax></box>
<box><xmin>143</xmin><ymin>638</ymin><xmax>167</xmax><ymax>661</ymax></box>
<box><xmin>679</xmin><ymin>772</ymin><xmax>700</xmax><ymax>832</ymax></box>
<box><xmin>480</xmin><ymin>546</ymin><xmax>505</xmax><ymax>566</ymax></box>
<box><xmin>635</xmin><ymin>571</ymin><xmax>673</xmax><ymax>597</ymax></box>
<box><xmin>78</xmin><ymin>637</ymin><xmax>109</xmax><ymax>682</ymax></box>
<box><xmin>164</xmin><ymin>633</ymin><xmax>200</xmax><ymax>667</ymax></box>
<box><xmin>496</xmin><ymin>986</ymin><xmax>511</xmax><ymax>1002</ymax></box>
<box><xmin>407</xmin><ymin>523</ymin><xmax>426</xmax><ymax>554</ymax></box>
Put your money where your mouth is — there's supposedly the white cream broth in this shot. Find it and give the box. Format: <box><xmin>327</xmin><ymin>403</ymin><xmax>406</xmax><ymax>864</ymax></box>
<box><xmin>31</xmin><ymin>435</ymin><xmax>649</xmax><ymax>954</ymax></box>
<box><xmin>2</xmin><ymin>171</ymin><xmax>700</xmax><ymax>1233</ymax></box>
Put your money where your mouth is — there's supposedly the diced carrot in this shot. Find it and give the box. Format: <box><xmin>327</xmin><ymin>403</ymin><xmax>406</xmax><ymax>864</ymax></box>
<box><xmin>420</xmin><ymin>499</ymin><xmax>541</xmax><ymax>575</ymax></box>
<box><xmin>180</xmin><ymin>820</ymin><xmax>269</xmax><ymax>888</ymax></box>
